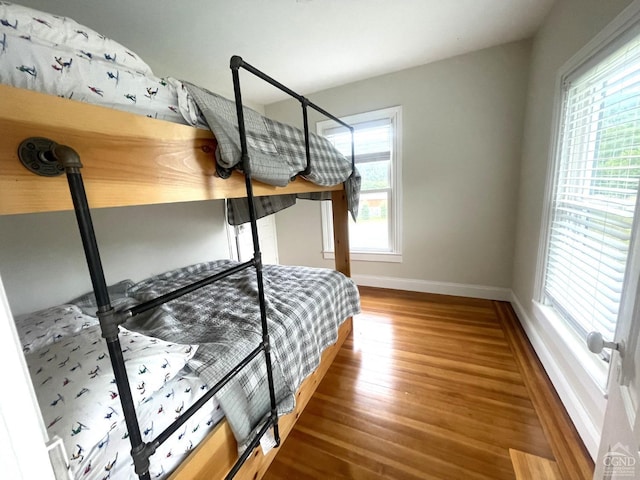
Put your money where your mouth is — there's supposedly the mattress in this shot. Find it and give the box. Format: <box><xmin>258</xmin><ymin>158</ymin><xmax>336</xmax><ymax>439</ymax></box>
<box><xmin>122</xmin><ymin>260</ymin><xmax>361</xmax><ymax>451</ymax></box>
<box><xmin>16</xmin><ymin>261</ymin><xmax>360</xmax><ymax>479</ymax></box>
<box><xmin>16</xmin><ymin>305</ymin><xmax>224</xmax><ymax>480</ymax></box>
<box><xmin>0</xmin><ymin>2</ymin><xmax>202</xmax><ymax>126</ymax></box>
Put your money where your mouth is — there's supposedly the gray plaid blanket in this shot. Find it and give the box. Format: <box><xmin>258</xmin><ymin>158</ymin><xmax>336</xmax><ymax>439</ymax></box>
<box><xmin>183</xmin><ymin>82</ymin><xmax>360</xmax><ymax>225</ymax></box>
<box><xmin>121</xmin><ymin>260</ymin><xmax>360</xmax><ymax>451</ymax></box>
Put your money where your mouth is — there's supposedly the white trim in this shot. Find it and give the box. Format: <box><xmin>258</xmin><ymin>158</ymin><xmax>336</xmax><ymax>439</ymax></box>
<box><xmin>510</xmin><ymin>292</ymin><xmax>604</xmax><ymax>459</ymax></box>
<box><xmin>562</xmin><ymin>0</ymin><xmax>640</xmax><ymax>82</ymax></box>
<box><xmin>0</xmin><ymin>274</ymin><xmax>56</xmax><ymax>480</ymax></box>
<box><xmin>537</xmin><ymin>0</ymin><xmax>640</xmax><ymax>315</ymax></box>
<box><xmin>322</xmin><ymin>251</ymin><xmax>403</xmax><ymax>263</ymax></box>
<box><xmin>225</xmin><ymin>202</ymin><xmax>240</xmax><ymax>262</ymax></box>
<box><xmin>391</xmin><ymin>106</ymin><xmax>403</xmax><ymax>256</ymax></box>
<box><xmin>536</xmin><ymin>0</ymin><xmax>640</xmax><ymax>312</ymax></box>
<box><xmin>530</xmin><ymin>301</ymin><xmax>608</xmax><ymax>396</ymax></box>
<box><xmin>46</xmin><ymin>437</ymin><xmax>72</xmax><ymax>480</ymax></box>
<box><xmin>353</xmin><ymin>273</ymin><xmax>511</xmax><ymax>301</ymax></box>
<box><xmin>534</xmin><ymin>65</ymin><xmax>564</xmax><ymax>300</ymax></box>
<box><xmin>318</xmin><ymin>106</ymin><xmax>403</xmax><ymax>260</ymax></box>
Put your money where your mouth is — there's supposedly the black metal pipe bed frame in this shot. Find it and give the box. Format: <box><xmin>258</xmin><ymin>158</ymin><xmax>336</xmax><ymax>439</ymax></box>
<box><xmin>17</xmin><ymin>56</ymin><xmax>354</xmax><ymax>479</ymax></box>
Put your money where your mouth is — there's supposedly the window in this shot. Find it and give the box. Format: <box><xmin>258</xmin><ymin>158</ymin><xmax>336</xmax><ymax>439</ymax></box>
<box><xmin>318</xmin><ymin>106</ymin><xmax>402</xmax><ymax>262</ymax></box>
<box><xmin>542</xmin><ymin>28</ymin><xmax>640</xmax><ymax>346</ymax></box>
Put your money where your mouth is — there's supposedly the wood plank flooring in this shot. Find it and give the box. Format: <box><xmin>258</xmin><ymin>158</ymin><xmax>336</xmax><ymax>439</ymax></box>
<box><xmin>264</xmin><ymin>287</ymin><xmax>593</xmax><ymax>480</ymax></box>
<box><xmin>509</xmin><ymin>449</ymin><xmax>562</xmax><ymax>480</ymax></box>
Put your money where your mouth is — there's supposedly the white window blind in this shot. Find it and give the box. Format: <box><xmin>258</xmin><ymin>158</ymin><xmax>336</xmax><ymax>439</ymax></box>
<box><xmin>544</xmin><ymin>32</ymin><xmax>640</xmax><ymax>341</ymax></box>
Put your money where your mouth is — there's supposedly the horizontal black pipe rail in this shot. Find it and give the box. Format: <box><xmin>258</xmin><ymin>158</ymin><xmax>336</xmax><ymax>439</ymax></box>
<box><xmin>230</xmin><ymin>55</ymin><xmax>355</xmax><ymax>177</ymax></box>
<box><xmin>126</xmin><ymin>259</ymin><xmax>255</xmax><ymax>318</ymax></box>
<box><xmin>151</xmin><ymin>342</ymin><xmax>266</xmax><ymax>449</ymax></box>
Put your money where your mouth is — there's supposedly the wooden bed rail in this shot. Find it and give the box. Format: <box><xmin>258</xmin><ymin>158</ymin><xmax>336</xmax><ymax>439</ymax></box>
<box><xmin>0</xmin><ymin>84</ymin><xmax>340</xmax><ymax>215</ymax></box>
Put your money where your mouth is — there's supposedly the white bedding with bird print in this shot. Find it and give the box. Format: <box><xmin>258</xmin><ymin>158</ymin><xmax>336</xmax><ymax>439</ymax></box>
<box><xmin>0</xmin><ymin>1</ymin><xmax>204</xmax><ymax>127</ymax></box>
<box><xmin>18</xmin><ymin>309</ymin><xmax>225</xmax><ymax>480</ymax></box>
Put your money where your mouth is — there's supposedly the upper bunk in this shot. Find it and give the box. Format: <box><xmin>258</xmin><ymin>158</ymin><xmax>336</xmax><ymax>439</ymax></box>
<box><xmin>0</xmin><ymin>82</ymin><xmax>344</xmax><ymax>216</ymax></box>
<box><xmin>0</xmin><ymin>3</ymin><xmax>356</xmax><ymax>217</ymax></box>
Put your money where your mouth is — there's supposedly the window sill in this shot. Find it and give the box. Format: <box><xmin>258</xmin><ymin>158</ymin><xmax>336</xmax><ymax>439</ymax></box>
<box><xmin>532</xmin><ymin>300</ymin><xmax>608</xmax><ymax>396</ymax></box>
<box><xmin>322</xmin><ymin>251</ymin><xmax>403</xmax><ymax>263</ymax></box>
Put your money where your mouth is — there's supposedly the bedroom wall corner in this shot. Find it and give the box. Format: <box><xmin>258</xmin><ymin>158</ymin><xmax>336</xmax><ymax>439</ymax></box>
<box><xmin>268</xmin><ymin>40</ymin><xmax>531</xmax><ymax>296</ymax></box>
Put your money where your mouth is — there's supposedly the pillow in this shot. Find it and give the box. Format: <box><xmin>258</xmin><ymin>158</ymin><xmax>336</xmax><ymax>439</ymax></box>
<box><xmin>69</xmin><ymin>279</ymin><xmax>135</xmax><ymax>316</ymax></box>
<box><xmin>0</xmin><ymin>2</ymin><xmax>153</xmax><ymax>74</ymax></box>
<box><xmin>26</xmin><ymin>325</ymin><xmax>198</xmax><ymax>452</ymax></box>
<box><xmin>14</xmin><ymin>304</ymin><xmax>98</xmax><ymax>354</ymax></box>
<box><xmin>64</xmin><ymin>365</ymin><xmax>225</xmax><ymax>480</ymax></box>
<box><xmin>0</xmin><ymin>32</ymin><xmax>190</xmax><ymax>125</ymax></box>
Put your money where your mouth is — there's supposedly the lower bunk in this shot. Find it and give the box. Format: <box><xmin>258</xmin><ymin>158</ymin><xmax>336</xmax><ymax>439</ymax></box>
<box><xmin>169</xmin><ymin>316</ymin><xmax>352</xmax><ymax>480</ymax></box>
<box><xmin>16</xmin><ymin>261</ymin><xmax>359</xmax><ymax>480</ymax></box>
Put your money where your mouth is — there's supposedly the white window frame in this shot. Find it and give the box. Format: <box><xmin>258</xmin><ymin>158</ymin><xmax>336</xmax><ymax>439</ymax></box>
<box><xmin>318</xmin><ymin>106</ymin><xmax>403</xmax><ymax>263</ymax></box>
<box><xmin>534</xmin><ymin>2</ymin><xmax>640</xmax><ymax>398</ymax></box>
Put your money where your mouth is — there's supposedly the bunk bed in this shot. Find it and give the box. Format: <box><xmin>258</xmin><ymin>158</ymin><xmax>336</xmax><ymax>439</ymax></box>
<box><xmin>0</xmin><ymin>3</ymin><xmax>359</xmax><ymax>479</ymax></box>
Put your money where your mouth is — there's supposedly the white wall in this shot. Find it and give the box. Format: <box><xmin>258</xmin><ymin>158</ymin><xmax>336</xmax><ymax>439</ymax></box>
<box><xmin>0</xmin><ymin>279</ymin><xmax>55</xmax><ymax>480</ymax></box>
<box><xmin>510</xmin><ymin>0</ymin><xmax>634</xmax><ymax>457</ymax></box>
<box><xmin>266</xmin><ymin>41</ymin><xmax>530</xmax><ymax>298</ymax></box>
<box><xmin>0</xmin><ymin>200</ymin><xmax>230</xmax><ymax>315</ymax></box>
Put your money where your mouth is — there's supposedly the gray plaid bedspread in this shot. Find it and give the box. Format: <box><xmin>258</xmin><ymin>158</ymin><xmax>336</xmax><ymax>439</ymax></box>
<box><xmin>121</xmin><ymin>260</ymin><xmax>360</xmax><ymax>450</ymax></box>
<box><xmin>183</xmin><ymin>82</ymin><xmax>360</xmax><ymax>225</ymax></box>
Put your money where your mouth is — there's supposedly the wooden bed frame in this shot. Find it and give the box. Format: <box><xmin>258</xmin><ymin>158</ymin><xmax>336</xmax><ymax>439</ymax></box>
<box><xmin>0</xmin><ymin>82</ymin><xmax>353</xmax><ymax>479</ymax></box>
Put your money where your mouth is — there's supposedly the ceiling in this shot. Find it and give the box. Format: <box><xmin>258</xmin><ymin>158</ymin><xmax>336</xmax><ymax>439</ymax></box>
<box><xmin>17</xmin><ymin>0</ymin><xmax>555</xmax><ymax>106</ymax></box>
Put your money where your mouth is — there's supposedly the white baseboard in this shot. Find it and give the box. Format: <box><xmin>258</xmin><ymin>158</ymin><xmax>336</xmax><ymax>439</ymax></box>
<box><xmin>352</xmin><ymin>274</ymin><xmax>512</xmax><ymax>301</ymax></box>
<box><xmin>509</xmin><ymin>292</ymin><xmax>602</xmax><ymax>459</ymax></box>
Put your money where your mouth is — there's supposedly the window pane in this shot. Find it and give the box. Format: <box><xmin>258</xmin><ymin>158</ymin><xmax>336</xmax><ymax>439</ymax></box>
<box><xmin>318</xmin><ymin>106</ymin><xmax>401</xmax><ymax>256</ymax></box>
<box><xmin>358</xmin><ymin>161</ymin><xmax>390</xmax><ymax>190</ymax></box>
<box><xmin>544</xmin><ymin>33</ymin><xmax>640</xmax><ymax>340</ymax></box>
<box><xmin>326</xmin><ymin>122</ymin><xmax>392</xmax><ymax>160</ymax></box>
<box><xmin>354</xmin><ymin>123</ymin><xmax>392</xmax><ymax>156</ymax></box>
<box><xmin>349</xmin><ymin>191</ymin><xmax>390</xmax><ymax>251</ymax></box>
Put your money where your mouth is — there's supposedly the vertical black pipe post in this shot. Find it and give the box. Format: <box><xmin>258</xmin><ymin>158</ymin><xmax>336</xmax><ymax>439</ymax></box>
<box><xmin>301</xmin><ymin>100</ymin><xmax>312</xmax><ymax>175</ymax></box>
<box><xmin>350</xmin><ymin>127</ymin><xmax>355</xmax><ymax>177</ymax></box>
<box><xmin>230</xmin><ymin>57</ymin><xmax>281</xmax><ymax>449</ymax></box>
<box><xmin>52</xmin><ymin>144</ymin><xmax>151</xmax><ymax>480</ymax></box>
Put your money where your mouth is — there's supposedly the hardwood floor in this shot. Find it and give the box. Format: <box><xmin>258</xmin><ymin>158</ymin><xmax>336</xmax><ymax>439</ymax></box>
<box><xmin>264</xmin><ymin>287</ymin><xmax>593</xmax><ymax>480</ymax></box>
<box><xmin>509</xmin><ymin>449</ymin><xmax>562</xmax><ymax>480</ymax></box>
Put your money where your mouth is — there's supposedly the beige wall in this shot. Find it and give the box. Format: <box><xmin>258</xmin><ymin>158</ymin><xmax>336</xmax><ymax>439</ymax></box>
<box><xmin>509</xmin><ymin>0</ymin><xmax>634</xmax><ymax>455</ymax></box>
<box><xmin>511</xmin><ymin>0</ymin><xmax>633</xmax><ymax>327</ymax></box>
<box><xmin>267</xmin><ymin>41</ymin><xmax>531</xmax><ymax>292</ymax></box>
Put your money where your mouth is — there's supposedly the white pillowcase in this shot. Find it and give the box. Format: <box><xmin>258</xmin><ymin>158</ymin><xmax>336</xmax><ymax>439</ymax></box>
<box><xmin>26</xmin><ymin>325</ymin><xmax>198</xmax><ymax>455</ymax></box>
<box><xmin>14</xmin><ymin>304</ymin><xmax>98</xmax><ymax>354</ymax></box>
<box><xmin>0</xmin><ymin>2</ymin><xmax>153</xmax><ymax>74</ymax></box>
<box><xmin>67</xmin><ymin>366</ymin><xmax>225</xmax><ymax>480</ymax></box>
